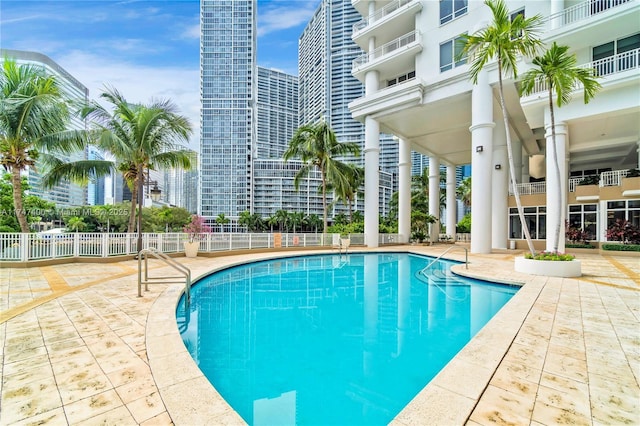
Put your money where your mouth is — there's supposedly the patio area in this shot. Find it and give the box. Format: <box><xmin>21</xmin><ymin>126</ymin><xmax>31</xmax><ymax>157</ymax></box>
<box><xmin>1</xmin><ymin>246</ymin><xmax>638</xmax><ymax>425</ymax></box>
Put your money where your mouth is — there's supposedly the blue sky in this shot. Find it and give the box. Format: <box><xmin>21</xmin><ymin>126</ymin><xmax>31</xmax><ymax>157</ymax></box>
<box><xmin>0</xmin><ymin>0</ymin><xmax>320</xmax><ymax>150</ymax></box>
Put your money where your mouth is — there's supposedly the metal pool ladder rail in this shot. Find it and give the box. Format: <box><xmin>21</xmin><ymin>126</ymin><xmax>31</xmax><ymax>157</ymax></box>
<box><xmin>137</xmin><ymin>247</ymin><xmax>191</xmax><ymax>306</ymax></box>
<box><xmin>419</xmin><ymin>246</ymin><xmax>468</xmax><ymax>277</ymax></box>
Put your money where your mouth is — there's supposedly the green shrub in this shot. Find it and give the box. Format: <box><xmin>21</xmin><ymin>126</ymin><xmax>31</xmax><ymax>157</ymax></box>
<box><xmin>525</xmin><ymin>251</ymin><xmax>575</xmax><ymax>261</ymax></box>
<box><xmin>456</xmin><ymin>213</ymin><xmax>471</xmax><ymax>233</ymax></box>
<box><xmin>565</xmin><ymin>243</ymin><xmax>595</xmax><ymax>249</ymax></box>
<box><xmin>601</xmin><ymin>244</ymin><xmax>640</xmax><ymax>252</ymax></box>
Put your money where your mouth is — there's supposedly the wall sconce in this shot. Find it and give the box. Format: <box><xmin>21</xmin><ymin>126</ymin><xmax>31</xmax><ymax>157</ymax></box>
<box><xmin>476</xmin><ymin>146</ymin><xmax>483</xmax><ymax>153</ymax></box>
<box><xmin>495</xmin><ymin>164</ymin><xmax>502</xmax><ymax>170</ymax></box>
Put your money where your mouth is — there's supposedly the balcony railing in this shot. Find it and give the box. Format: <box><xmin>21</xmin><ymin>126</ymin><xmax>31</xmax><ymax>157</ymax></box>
<box><xmin>546</xmin><ymin>0</ymin><xmax>631</xmax><ymax>29</ymax></box>
<box><xmin>525</xmin><ymin>48</ymin><xmax>640</xmax><ymax>94</ymax></box>
<box><xmin>353</xmin><ymin>0</ymin><xmax>416</xmax><ymax>33</ymax></box>
<box><xmin>353</xmin><ymin>30</ymin><xmax>418</xmax><ymax>69</ymax></box>
<box><xmin>510</xmin><ymin>170</ymin><xmax>632</xmax><ymax>195</ymax></box>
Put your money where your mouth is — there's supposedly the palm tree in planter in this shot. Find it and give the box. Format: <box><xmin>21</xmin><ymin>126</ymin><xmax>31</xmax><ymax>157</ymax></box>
<box><xmin>520</xmin><ymin>42</ymin><xmax>601</xmax><ymax>253</ymax></box>
<box><xmin>459</xmin><ymin>0</ymin><xmax>543</xmax><ymax>256</ymax></box>
<box><xmin>215</xmin><ymin>213</ymin><xmax>229</xmax><ymax>232</ymax></box>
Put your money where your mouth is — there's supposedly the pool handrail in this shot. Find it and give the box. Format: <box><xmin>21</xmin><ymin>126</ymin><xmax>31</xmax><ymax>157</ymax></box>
<box><xmin>419</xmin><ymin>246</ymin><xmax>468</xmax><ymax>277</ymax></box>
<box><xmin>137</xmin><ymin>247</ymin><xmax>191</xmax><ymax>307</ymax></box>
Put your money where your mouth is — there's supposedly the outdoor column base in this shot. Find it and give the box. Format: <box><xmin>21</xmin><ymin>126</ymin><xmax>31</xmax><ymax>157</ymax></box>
<box><xmin>514</xmin><ymin>257</ymin><xmax>582</xmax><ymax>278</ymax></box>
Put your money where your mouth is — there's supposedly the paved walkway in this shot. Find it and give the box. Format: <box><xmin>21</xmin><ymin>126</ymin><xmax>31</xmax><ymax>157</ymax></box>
<box><xmin>1</xmin><ymin>247</ymin><xmax>638</xmax><ymax>425</ymax></box>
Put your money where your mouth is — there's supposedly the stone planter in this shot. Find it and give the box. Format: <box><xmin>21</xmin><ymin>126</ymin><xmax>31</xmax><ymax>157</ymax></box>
<box><xmin>514</xmin><ymin>256</ymin><xmax>581</xmax><ymax>277</ymax></box>
<box><xmin>183</xmin><ymin>241</ymin><xmax>200</xmax><ymax>258</ymax></box>
<box><xmin>621</xmin><ymin>176</ymin><xmax>640</xmax><ymax>197</ymax></box>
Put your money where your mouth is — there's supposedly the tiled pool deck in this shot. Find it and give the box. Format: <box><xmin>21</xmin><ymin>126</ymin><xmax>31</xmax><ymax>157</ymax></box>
<box><xmin>1</xmin><ymin>246</ymin><xmax>638</xmax><ymax>425</ymax></box>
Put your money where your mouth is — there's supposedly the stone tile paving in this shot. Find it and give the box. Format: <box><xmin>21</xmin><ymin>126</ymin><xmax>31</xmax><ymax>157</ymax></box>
<box><xmin>0</xmin><ymin>248</ymin><xmax>638</xmax><ymax>425</ymax></box>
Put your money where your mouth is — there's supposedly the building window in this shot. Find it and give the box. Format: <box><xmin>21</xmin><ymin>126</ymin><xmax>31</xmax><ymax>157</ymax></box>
<box><xmin>440</xmin><ymin>36</ymin><xmax>467</xmax><ymax>72</ymax></box>
<box><xmin>510</xmin><ymin>206</ymin><xmax>546</xmax><ymax>240</ymax></box>
<box><xmin>569</xmin><ymin>204</ymin><xmax>598</xmax><ymax>241</ymax></box>
<box><xmin>606</xmin><ymin>200</ymin><xmax>640</xmax><ymax>237</ymax></box>
<box><xmin>440</xmin><ymin>0</ymin><xmax>468</xmax><ymax>24</ymax></box>
<box><xmin>593</xmin><ymin>33</ymin><xmax>640</xmax><ymax>76</ymax></box>
<box><xmin>386</xmin><ymin>70</ymin><xmax>416</xmax><ymax>87</ymax></box>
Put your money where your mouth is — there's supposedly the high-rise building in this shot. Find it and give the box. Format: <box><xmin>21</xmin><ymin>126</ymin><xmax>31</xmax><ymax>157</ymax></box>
<box><xmin>87</xmin><ymin>146</ymin><xmax>106</xmax><ymax>206</ymax></box>
<box><xmin>0</xmin><ymin>49</ymin><xmax>87</xmax><ymax>208</ymax></box>
<box><xmin>349</xmin><ymin>0</ymin><xmax>639</xmax><ymax>250</ymax></box>
<box><xmin>200</xmin><ymin>0</ymin><xmax>257</xmax><ymax>223</ymax></box>
<box><xmin>298</xmin><ymin>0</ymin><xmax>395</xmax><ymax>216</ymax></box>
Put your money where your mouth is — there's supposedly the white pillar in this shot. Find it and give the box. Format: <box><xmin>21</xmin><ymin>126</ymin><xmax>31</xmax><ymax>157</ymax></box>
<box><xmin>492</xmin><ymin>118</ymin><xmax>509</xmax><ymax>249</ymax></box>
<box><xmin>470</xmin><ymin>71</ymin><xmax>494</xmax><ymax>254</ymax></box>
<box><xmin>545</xmin><ymin>120</ymin><xmax>568</xmax><ymax>253</ymax></box>
<box><xmin>522</xmin><ymin>152</ymin><xmax>530</xmax><ymax>183</ymax></box>
<box><xmin>429</xmin><ymin>156</ymin><xmax>441</xmax><ymax>244</ymax></box>
<box><xmin>364</xmin><ymin>115</ymin><xmax>380</xmax><ymax>248</ymax></box>
<box><xmin>446</xmin><ymin>165</ymin><xmax>457</xmax><ymax>242</ymax></box>
<box><xmin>512</xmin><ymin>139</ymin><xmax>523</xmax><ymax>184</ymax></box>
<box><xmin>396</xmin><ymin>254</ymin><xmax>410</xmax><ymax>356</ymax></box>
<box><xmin>398</xmin><ymin>138</ymin><xmax>411</xmax><ymax>243</ymax></box>
<box><xmin>550</xmin><ymin>0</ymin><xmax>564</xmax><ymax>29</ymax></box>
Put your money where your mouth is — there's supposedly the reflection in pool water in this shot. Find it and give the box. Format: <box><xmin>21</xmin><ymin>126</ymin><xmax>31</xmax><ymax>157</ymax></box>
<box><xmin>177</xmin><ymin>253</ymin><xmax>517</xmax><ymax>425</ymax></box>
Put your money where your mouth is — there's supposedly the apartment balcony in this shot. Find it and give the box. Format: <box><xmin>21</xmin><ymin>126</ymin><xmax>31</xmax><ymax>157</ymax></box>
<box><xmin>352</xmin><ymin>0</ymin><xmax>422</xmax><ymax>50</ymax></box>
<box><xmin>542</xmin><ymin>0</ymin><xmax>638</xmax><ymax>47</ymax></box>
<box><xmin>521</xmin><ymin>48</ymin><xmax>639</xmax><ymax>103</ymax></box>
<box><xmin>352</xmin><ymin>30</ymin><xmax>421</xmax><ymax>82</ymax></box>
<box><xmin>509</xmin><ymin>170</ymin><xmax>640</xmax><ymax>201</ymax></box>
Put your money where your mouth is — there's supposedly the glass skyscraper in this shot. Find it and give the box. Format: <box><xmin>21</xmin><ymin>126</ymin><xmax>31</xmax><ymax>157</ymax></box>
<box><xmin>200</xmin><ymin>0</ymin><xmax>257</xmax><ymax>222</ymax></box>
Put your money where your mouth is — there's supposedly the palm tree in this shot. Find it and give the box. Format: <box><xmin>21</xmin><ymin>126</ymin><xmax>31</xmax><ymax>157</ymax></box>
<box><xmin>283</xmin><ymin>120</ymin><xmax>360</xmax><ymax>234</ymax></box>
<box><xmin>460</xmin><ymin>0</ymin><xmax>543</xmax><ymax>256</ymax></box>
<box><xmin>0</xmin><ymin>59</ymin><xmax>94</xmax><ymax>232</ymax></box>
<box><xmin>289</xmin><ymin>212</ymin><xmax>306</xmax><ymax>233</ymax></box>
<box><xmin>307</xmin><ymin>214</ymin><xmax>322</xmax><ymax>233</ymax></box>
<box><xmin>78</xmin><ymin>87</ymin><xmax>193</xmax><ymax>236</ymax></box>
<box><xmin>329</xmin><ymin>163</ymin><xmax>364</xmax><ymax>223</ymax></box>
<box><xmin>457</xmin><ymin>176</ymin><xmax>472</xmax><ymax>210</ymax></box>
<box><xmin>66</xmin><ymin>216</ymin><xmax>86</xmax><ymax>232</ymax></box>
<box><xmin>215</xmin><ymin>213</ymin><xmax>230</xmax><ymax>232</ymax></box>
<box><xmin>274</xmin><ymin>209</ymin><xmax>289</xmax><ymax>232</ymax></box>
<box><xmin>520</xmin><ymin>42</ymin><xmax>601</xmax><ymax>253</ymax></box>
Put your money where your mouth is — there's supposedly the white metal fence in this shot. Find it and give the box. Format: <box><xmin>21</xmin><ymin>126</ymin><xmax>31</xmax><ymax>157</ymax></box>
<box><xmin>0</xmin><ymin>232</ymin><xmax>403</xmax><ymax>262</ymax></box>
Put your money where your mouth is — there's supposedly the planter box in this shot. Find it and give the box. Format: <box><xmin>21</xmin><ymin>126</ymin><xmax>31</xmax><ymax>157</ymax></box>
<box><xmin>514</xmin><ymin>256</ymin><xmax>581</xmax><ymax>277</ymax></box>
<box><xmin>621</xmin><ymin>176</ymin><xmax>640</xmax><ymax>197</ymax></box>
<box><xmin>183</xmin><ymin>241</ymin><xmax>200</xmax><ymax>258</ymax></box>
<box><xmin>575</xmin><ymin>184</ymin><xmax>599</xmax><ymax>201</ymax></box>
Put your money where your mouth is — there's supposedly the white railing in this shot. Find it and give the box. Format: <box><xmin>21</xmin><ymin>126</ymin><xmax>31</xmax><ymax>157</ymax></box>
<box><xmin>526</xmin><ymin>48</ymin><xmax>640</xmax><ymax>94</ymax></box>
<box><xmin>353</xmin><ymin>30</ymin><xmax>418</xmax><ymax>69</ymax></box>
<box><xmin>0</xmin><ymin>232</ymin><xmax>404</xmax><ymax>263</ymax></box>
<box><xmin>353</xmin><ymin>0</ymin><xmax>417</xmax><ymax>33</ymax></box>
<box><xmin>569</xmin><ymin>177</ymin><xmax>583</xmax><ymax>192</ymax></box>
<box><xmin>600</xmin><ymin>169</ymin><xmax>628</xmax><ymax>187</ymax></box>
<box><xmin>546</xmin><ymin>0</ymin><xmax>631</xmax><ymax>29</ymax></box>
<box><xmin>456</xmin><ymin>233</ymin><xmax>471</xmax><ymax>243</ymax></box>
<box><xmin>509</xmin><ymin>182</ymin><xmax>547</xmax><ymax>195</ymax></box>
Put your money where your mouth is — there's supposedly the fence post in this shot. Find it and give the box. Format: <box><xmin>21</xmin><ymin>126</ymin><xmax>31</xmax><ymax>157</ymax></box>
<box><xmin>229</xmin><ymin>233</ymin><xmax>233</xmax><ymax>251</ymax></box>
<box><xmin>102</xmin><ymin>233</ymin><xmax>109</xmax><ymax>257</ymax></box>
<box><xmin>20</xmin><ymin>233</ymin><xmax>29</xmax><ymax>262</ymax></box>
<box><xmin>158</xmin><ymin>233</ymin><xmax>164</xmax><ymax>253</ymax></box>
<box><xmin>73</xmin><ymin>233</ymin><xmax>80</xmax><ymax>257</ymax></box>
<box><xmin>249</xmin><ymin>233</ymin><xmax>252</xmax><ymax>249</ymax></box>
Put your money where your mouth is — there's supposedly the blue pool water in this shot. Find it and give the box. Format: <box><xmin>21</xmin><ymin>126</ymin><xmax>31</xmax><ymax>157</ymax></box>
<box><xmin>177</xmin><ymin>253</ymin><xmax>517</xmax><ymax>425</ymax></box>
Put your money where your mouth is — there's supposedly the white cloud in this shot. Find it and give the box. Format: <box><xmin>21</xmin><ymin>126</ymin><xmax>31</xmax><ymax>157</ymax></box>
<box><xmin>257</xmin><ymin>1</ymin><xmax>318</xmax><ymax>37</ymax></box>
<box><xmin>58</xmin><ymin>51</ymin><xmax>200</xmax><ymax>152</ymax></box>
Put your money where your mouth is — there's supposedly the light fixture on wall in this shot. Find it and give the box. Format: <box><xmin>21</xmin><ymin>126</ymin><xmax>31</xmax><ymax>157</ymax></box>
<box><xmin>476</xmin><ymin>146</ymin><xmax>483</xmax><ymax>153</ymax></box>
<box><xmin>495</xmin><ymin>164</ymin><xmax>502</xmax><ymax>170</ymax></box>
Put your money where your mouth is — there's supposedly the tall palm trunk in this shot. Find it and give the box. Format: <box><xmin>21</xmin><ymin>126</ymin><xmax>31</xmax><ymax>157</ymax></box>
<box><xmin>548</xmin><ymin>87</ymin><xmax>563</xmax><ymax>253</ymax></box>
<box><xmin>497</xmin><ymin>63</ymin><xmax>536</xmax><ymax>256</ymax></box>
<box><xmin>11</xmin><ymin>166</ymin><xmax>29</xmax><ymax>233</ymax></box>
<box><xmin>128</xmin><ymin>177</ymin><xmax>138</xmax><ymax>233</ymax></box>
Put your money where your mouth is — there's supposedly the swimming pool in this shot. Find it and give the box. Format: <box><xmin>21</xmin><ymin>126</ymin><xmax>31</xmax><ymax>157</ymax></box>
<box><xmin>177</xmin><ymin>252</ymin><xmax>517</xmax><ymax>425</ymax></box>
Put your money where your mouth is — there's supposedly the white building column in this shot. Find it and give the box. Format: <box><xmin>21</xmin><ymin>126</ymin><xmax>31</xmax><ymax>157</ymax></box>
<box><xmin>470</xmin><ymin>71</ymin><xmax>494</xmax><ymax>254</ymax></box>
<box><xmin>545</xmin><ymin>119</ymin><xmax>568</xmax><ymax>253</ymax></box>
<box><xmin>398</xmin><ymin>138</ymin><xmax>411</xmax><ymax>243</ymax></box>
<box><xmin>364</xmin><ymin>115</ymin><xmax>380</xmax><ymax>248</ymax></box>
<box><xmin>512</xmin><ymin>139</ymin><xmax>523</xmax><ymax>184</ymax></box>
<box><xmin>550</xmin><ymin>0</ymin><xmax>564</xmax><ymax>29</ymax></box>
<box><xmin>446</xmin><ymin>165</ymin><xmax>457</xmax><ymax>242</ymax></box>
<box><xmin>492</xmin><ymin>118</ymin><xmax>509</xmax><ymax>249</ymax></box>
<box><xmin>429</xmin><ymin>156</ymin><xmax>441</xmax><ymax>244</ymax></box>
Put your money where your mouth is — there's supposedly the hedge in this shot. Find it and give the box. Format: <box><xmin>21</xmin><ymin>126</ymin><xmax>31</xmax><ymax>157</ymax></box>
<box><xmin>601</xmin><ymin>243</ymin><xmax>640</xmax><ymax>252</ymax></box>
<box><xmin>566</xmin><ymin>243</ymin><xmax>596</xmax><ymax>249</ymax></box>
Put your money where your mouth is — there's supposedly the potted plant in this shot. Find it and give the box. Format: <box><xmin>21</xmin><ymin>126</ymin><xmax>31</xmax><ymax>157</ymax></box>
<box><xmin>183</xmin><ymin>215</ymin><xmax>211</xmax><ymax>258</ymax></box>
